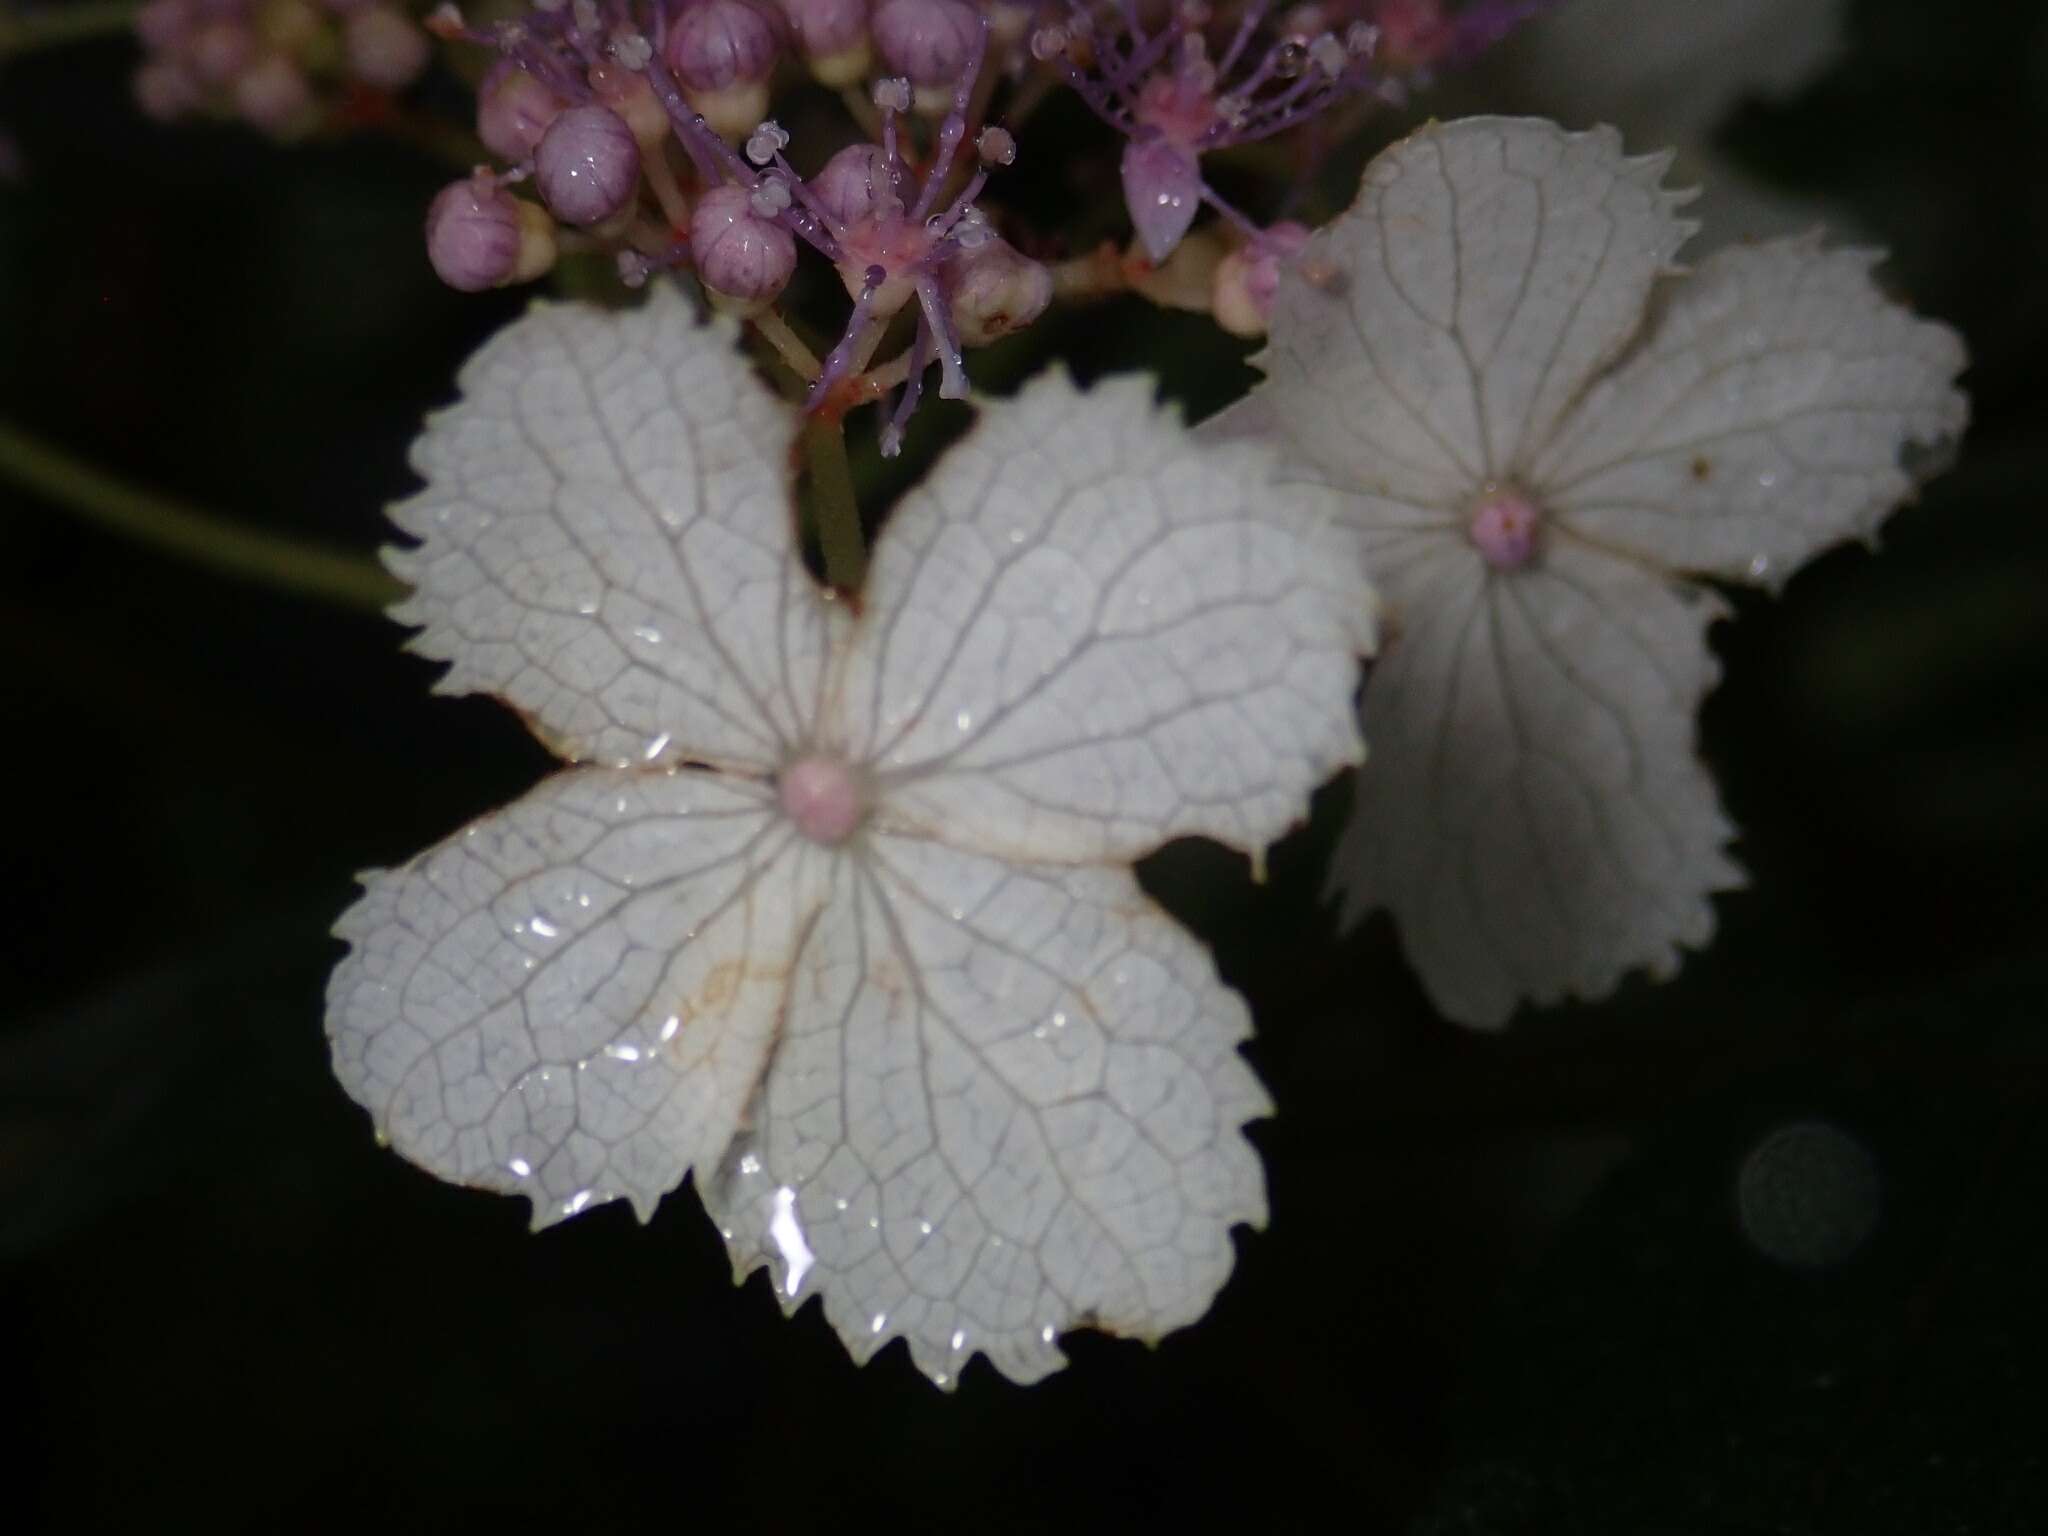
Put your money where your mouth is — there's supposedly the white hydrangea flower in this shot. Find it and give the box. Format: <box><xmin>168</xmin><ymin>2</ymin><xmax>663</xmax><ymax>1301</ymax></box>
<box><xmin>327</xmin><ymin>287</ymin><xmax>1375</xmax><ymax>1385</ymax></box>
<box><xmin>1214</xmin><ymin>116</ymin><xmax>1966</xmax><ymax>1028</ymax></box>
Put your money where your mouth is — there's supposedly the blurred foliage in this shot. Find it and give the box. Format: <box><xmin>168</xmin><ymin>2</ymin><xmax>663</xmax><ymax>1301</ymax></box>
<box><xmin>2</xmin><ymin>0</ymin><xmax>2045</xmax><ymax>1530</ymax></box>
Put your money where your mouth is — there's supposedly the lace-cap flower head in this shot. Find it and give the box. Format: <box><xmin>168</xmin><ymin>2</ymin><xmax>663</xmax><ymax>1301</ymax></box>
<box><xmin>328</xmin><ymin>290</ymin><xmax>1375</xmax><ymax>1385</ymax></box>
<box><xmin>1217</xmin><ymin>116</ymin><xmax>1967</xmax><ymax>1027</ymax></box>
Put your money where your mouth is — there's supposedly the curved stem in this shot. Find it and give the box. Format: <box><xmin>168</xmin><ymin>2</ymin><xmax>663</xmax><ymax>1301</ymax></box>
<box><xmin>0</xmin><ymin>421</ymin><xmax>400</xmax><ymax>613</ymax></box>
<box><xmin>0</xmin><ymin>2</ymin><xmax>139</xmax><ymax>61</ymax></box>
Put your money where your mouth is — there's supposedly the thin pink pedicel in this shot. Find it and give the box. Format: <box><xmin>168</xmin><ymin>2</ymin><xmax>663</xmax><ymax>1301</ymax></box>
<box><xmin>1468</xmin><ymin>488</ymin><xmax>1542</xmax><ymax>570</ymax></box>
<box><xmin>779</xmin><ymin>756</ymin><xmax>867</xmax><ymax>845</ymax></box>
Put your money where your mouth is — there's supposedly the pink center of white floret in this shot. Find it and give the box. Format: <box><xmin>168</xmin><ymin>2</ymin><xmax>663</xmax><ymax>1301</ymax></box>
<box><xmin>778</xmin><ymin>754</ymin><xmax>867</xmax><ymax>845</ymax></box>
<box><xmin>1467</xmin><ymin>487</ymin><xmax>1542</xmax><ymax>570</ymax></box>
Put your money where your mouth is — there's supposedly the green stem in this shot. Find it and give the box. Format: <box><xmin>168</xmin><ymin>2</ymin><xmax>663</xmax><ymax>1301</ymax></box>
<box><xmin>802</xmin><ymin>417</ymin><xmax>865</xmax><ymax>594</ymax></box>
<box><xmin>0</xmin><ymin>421</ymin><xmax>400</xmax><ymax>613</ymax></box>
<box><xmin>0</xmin><ymin>2</ymin><xmax>140</xmax><ymax>61</ymax></box>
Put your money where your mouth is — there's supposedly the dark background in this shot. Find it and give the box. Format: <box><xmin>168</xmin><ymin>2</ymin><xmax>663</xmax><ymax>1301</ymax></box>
<box><xmin>4</xmin><ymin>1</ymin><xmax>2045</xmax><ymax>1530</ymax></box>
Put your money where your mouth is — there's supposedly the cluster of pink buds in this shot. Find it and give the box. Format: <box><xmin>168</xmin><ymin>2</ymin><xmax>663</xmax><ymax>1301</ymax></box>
<box><xmin>424</xmin><ymin>0</ymin><xmax>1052</xmax><ymax>453</ymax></box>
<box><xmin>132</xmin><ymin>0</ymin><xmax>432</xmax><ymax>139</ymax></box>
<box><xmin>418</xmin><ymin>0</ymin><xmax>1551</xmax><ymax>446</ymax></box>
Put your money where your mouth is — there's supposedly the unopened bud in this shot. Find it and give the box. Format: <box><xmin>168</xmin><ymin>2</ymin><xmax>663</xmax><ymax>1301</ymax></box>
<box><xmin>690</xmin><ymin>183</ymin><xmax>796</xmax><ymax>312</ymax></box>
<box><xmin>1210</xmin><ymin>220</ymin><xmax>1310</xmax><ymax>337</ymax></box>
<box><xmin>871</xmin><ymin>0</ymin><xmax>979</xmax><ymax>111</ymax></box>
<box><xmin>808</xmin><ymin>142</ymin><xmax>894</xmax><ymax>227</ymax></box>
<box><xmin>777</xmin><ymin>0</ymin><xmax>871</xmax><ymax>86</ymax></box>
<box><xmin>343</xmin><ymin>6</ymin><xmax>430</xmax><ymax>90</ymax></box>
<box><xmin>943</xmin><ymin>235</ymin><xmax>1051</xmax><ymax>345</ymax></box>
<box><xmin>535</xmin><ymin>103</ymin><xmax>642</xmax><ymax>227</ymax></box>
<box><xmin>427</xmin><ymin>176</ymin><xmax>555</xmax><ymax>291</ymax></box>
<box><xmin>477</xmin><ymin>60</ymin><xmax>565</xmax><ymax>161</ymax></box>
<box><xmin>665</xmin><ymin>0</ymin><xmax>783</xmax><ymax>138</ymax></box>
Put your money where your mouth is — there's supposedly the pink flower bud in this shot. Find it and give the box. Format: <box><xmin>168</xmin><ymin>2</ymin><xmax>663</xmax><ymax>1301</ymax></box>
<box><xmin>689</xmin><ymin>183</ymin><xmax>796</xmax><ymax>311</ymax></box>
<box><xmin>426</xmin><ymin>176</ymin><xmax>522</xmax><ymax>291</ymax></box>
<box><xmin>234</xmin><ymin>52</ymin><xmax>316</xmax><ymax>137</ymax></box>
<box><xmin>1210</xmin><ymin>220</ymin><xmax>1310</xmax><ymax>338</ymax></box>
<box><xmin>777</xmin><ymin>0</ymin><xmax>870</xmax><ymax>85</ymax></box>
<box><xmin>871</xmin><ymin>0</ymin><xmax>978</xmax><ymax>93</ymax></box>
<box><xmin>135</xmin><ymin>0</ymin><xmax>195</xmax><ymax>52</ymax></box>
<box><xmin>187</xmin><ymin>19</ymin><xmax>254</xmax><ymax>86</ymax></box>
<box><xmin>476</xmin><ymin>60</ymin><xmax>565</xmax><ymax>162</ymax></box>
<box><xmin>534</xmin><ymin>104</ymin><xmax>641</xmax><ymax>228</ymax></box>
<box><xmin>665</xmin><ymin>0</ymin><xmax>783</xmax><ymax>90</ymax></box>
<box><xmin>807</xmin><ymin>142</ymin><xmax>895</xmax><ymax>227</ymax></box>
<box><xmin>1120</xmin><ymin>137</ymin><xmax>1202</xmax><ymax>263</ymax></box>
<box><xmin>666</xmin><ymin>0</ymin><xmax>784</xmax><ymax>138</ymax></box>
<box><xmin>942</xmin><ymin>235</ymin><xmax>1051</xmax><ymax>345</ymax></box>
<box><xmin>133</xmin><ymin>58</ymin><xmax>203</xmax><ymax>122</ymax></box>
<box><xmin>343</xmin><ymin>6</ymin><xmax>431</xmax><ymax>91</ymax></box>
<box><xmin>427</xmin><ymin>176</ymin><xmax>555</xmax><ymax>290</ymax></box>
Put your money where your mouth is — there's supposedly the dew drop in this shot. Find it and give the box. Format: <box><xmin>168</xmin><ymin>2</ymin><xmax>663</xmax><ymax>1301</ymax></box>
<box><xmin>509</xmin><ymin>1157</ymin><xmax>533</xmax><ymax>1177</ymax></box>
<box><xmin>871</xmin><ymin>1313</ymin><xmax>888</xmax><ymax>1334</ymax></box>
<box><xmin>954</xmin><ymin>709</ymin><xmax>973</xmax><ymax>731</ymax></box>
<box><xmin>530</xmin><ymin>915</ymin><xmax>559</xmax><ymax>939</ymax></box>
<box><xmin>950</xmin><ymin>1329</ymin><xmax>966</xmax><ymax>1351</ymax></box>
<box><xmin>739</xmin><ymin>1152</ymin><xmax>762</xmax><ymax>1176</ymax></box>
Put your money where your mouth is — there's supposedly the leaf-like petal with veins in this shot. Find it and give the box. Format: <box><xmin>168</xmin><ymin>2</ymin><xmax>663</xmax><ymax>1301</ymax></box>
<box><xmin>1228</xmin><ymin>117</ymin><xmax>1965</xmax><ymax>1025</ymax></box>
<box><xmin>1240</xmin><ymin>118</ymin><xmax>1692</xmax><ymax>508</ymax></box>
<box><xmin>330</xmin><ymin>768</ymin><xmax>829</xmax><ymax>1226</ymax></box>
<box><xmin>705</xmin><ymin>838</ymin><xmax>1271</xmax><ymax>1387</ymax></box>
<box><xmin>1534</xmin><ymin>238</ymin><xmax>1971</xmax><ymax>587</ymax></box>
<box><xmin>843</xmin><ymin>371</ymin><xmax>1374</xmax><ymax>866</ymax></box>
<box><xmin>386</xmin><ymin>287</ymin><xmax>838</xmax><ymax>773</ymax></box>
<box><xmin>1331</xmin><ymin>537</ymin><xmax>1741</xmax><ymax>1026</ymax></box>
<box><xmin>331</xmin><ymin>294</ymin><xmax>1375</xmax><ymax>1382</ymax></box>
